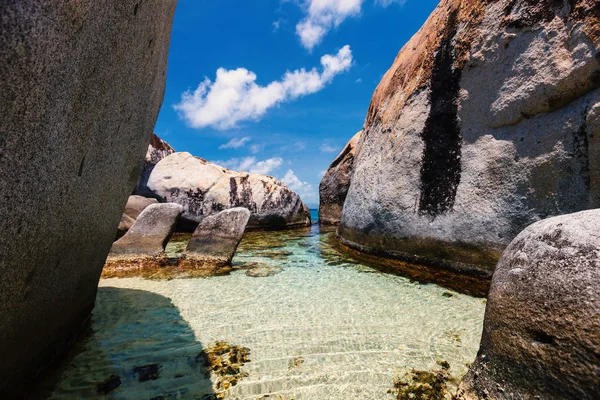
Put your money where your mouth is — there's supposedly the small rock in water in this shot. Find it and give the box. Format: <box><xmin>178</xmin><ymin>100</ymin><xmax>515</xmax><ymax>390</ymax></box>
<box><xmin>132</xmin><ymin>363</ymin><xmax>161</xmax><ymax>382</ymax></box>
<box><xmin>246</xmin><ymin>265</ymin><xmax>283</xmax><ymax>277</ymax></box>
<box><xmin>96</xmin><ymin>375</ymin><xmax>121</xmax><ymax>395</ymax></box>
<box><xmin>442</xmin><ymin>291</ymin><xmax>455</xmax><ymax>298</ymax></box>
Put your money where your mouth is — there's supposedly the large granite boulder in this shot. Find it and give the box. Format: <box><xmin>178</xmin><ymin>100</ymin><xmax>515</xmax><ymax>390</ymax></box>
<box><xmin>179</xmin><ymin>207</ymin><xmax>251</xmax><ymax>273</ymax></box>
<box><xmin>134</xmin><ymin>133</ymin><xmax>175</xmax><ymax>197</ymax></box>
<box><xmin>319</xmin><ymin>131</ymin><xmax>362</xmax><ymax>225</ymax></box>
<box><xmin>117</xmin><ymin>195</ymin><xmax>159</xmax><ymax>237</ymax></box>
<box><xmin>146</xmin><ymin>152</ymin><xmax>311</xmax><ymax>230</ymax></box>
<box><xmin>107</xmin><ymin>203</ymin><xmax>183</xmax><ymax>267</ymax></box>
<box><xmin>457</xmin><ymin>209</ymin><xmax>600</xmax><ymax>400</ymax></box>
<box><xmin>0</xmin><ymin>1</ymin><xmax>176</xmax><ymax>395</ymax></box>
<box><xmin>339</xmin><ymin>0</ymin><xmax>600</xmax><ymax>278</ymax></box>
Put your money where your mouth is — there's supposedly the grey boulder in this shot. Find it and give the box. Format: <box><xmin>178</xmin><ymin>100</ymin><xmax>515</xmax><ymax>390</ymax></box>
<box><xmin>146</xmin><ymin>152</ymin><xmax>311</xmax><ymax>230</ymax></box>
<box><xmin>319</xmin><ymin>131</ymin><xmax>362</xmax><ymax>225</ymax></box>
<box><xmin>0</xmin><ymin>0</ymin><xmax>176</xmax><ymax>394</ymax></box>
<box><xmin>107</xmin><ymin>203</ymin><xmax>183</xmax><ymax>264</ymax></box>
<box><xmin>117</xmin><ymin>195</ymin><xmax>159</xmax><ymax>237</ymax></box>
<box><xmin>457</xmin><ymin>209</ymin><xmax>600</xmax><ymax>400</ymax></box>
<box><xmin>179</xmin><ymin>207</ymin><xmax>251</xmax><ymax>271</ymax></box>
<box><xmin>338</xmin><ymin>0</ymin><xmax>600</xmax><ymax>278</ymax></box>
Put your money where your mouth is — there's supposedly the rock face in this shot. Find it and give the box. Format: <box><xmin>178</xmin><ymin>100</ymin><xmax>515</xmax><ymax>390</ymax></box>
<box><xmin>179</xmin><ymin>207</ymin><xmax>251</xmax><ymax>271</ymax></box>
<box><xmin>0</xmin><ymin>1</ymin><xmax>176</xmax><ymax>394</ymax></box>
<box><xmin>457</xmin><ymin>209</ymin><xmax>600</xmax><ymax>400</ymax></box>
<box><xmin>134</xmin><ymin>133</ymin><xmax>175</xmax><ymax>197</ymax></box>
<box><xmin>319</xmin><ymin>131</ymin><xmax>362</xmax><ymax>225</ymax></box>
<box><xmin>146</xmin><ymin>152</ymin><xmax>311</xmax><ymax>230</ymax></box>
<box><xmin>339</xmin><ymin>0</ymin><xmax>600</xmax><ymax>277</ymax></box>
<box><xmin>117</xmin><ymin>195</ymin><xmax>159</xmax><ymax>237</ymax></box>
<box><xmin>108</xmin><ymin>203</ymin><xmax>183</xmax><ymax>260</ymax></box>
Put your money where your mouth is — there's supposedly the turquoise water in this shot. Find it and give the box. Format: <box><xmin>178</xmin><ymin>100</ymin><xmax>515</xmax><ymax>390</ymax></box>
<box><xmin>45</xmin><ymin>223</ymin><xmax>485</xmax><ymax>399</ymax></box>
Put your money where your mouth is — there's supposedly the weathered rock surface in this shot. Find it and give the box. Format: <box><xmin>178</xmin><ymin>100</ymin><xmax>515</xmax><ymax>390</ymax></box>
<box><xmin>457</xmin><ymin>209</ymin><xmax>600</xmax><ymax>400</ymax></box>
<box><xmin>179</xmin><ymin>207</ymin><xmax>251</xmax><ymax>271</ymax></box>
<box><xmin>146</xmin><ymin>152</ymin><xmax>311</xmax><ymax>230</ymax></box>
<box><xmin>339</xmin><ymin>0</ymin><xmax>600</xmax><ymax>277</ymax></box>
<box><xmin>108</xmin><ymin>203</ymin><xmax>183</xmax><ymax>260</ymax></box>
<box><xmin>319</xmin><ymin>131</ymin><xmax>362</xmax><ymax>225</ymax></box>
<box><xmin>117</xmin><ymin>195</ymin><xmax>159</xmax><ymax>237</ymax></box>
<box><xmin>0</xmin><ymin>1</ymin><xmax>176</xmax><ymax>395</ymax></box>
<box><xmin>134</xmin><ymin>133</ymin><xmax>175</xmax><ymax>197</ymax></box>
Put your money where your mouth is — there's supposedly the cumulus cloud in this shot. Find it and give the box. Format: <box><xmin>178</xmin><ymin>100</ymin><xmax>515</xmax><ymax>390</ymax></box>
<box><xmin>295</xmin><ymin>0</ymin><xmax>406</xmax><ymax>50</ymax></box>
<box><xmin>219</xmin><ymin>136</ymin><xmax>251</xmax><ymax>149</ymax></box>
<box><xmin>250</xmin><ymin>143</ymin><xmax>264</xmax><ymax>154</ymax></box>
<box><xmin>320</xmin><ymin>143</ymin><xmax>339</xmax><ymax>153</ymax></box>
<box><xmin>174</xmin><ymin>46</ymin><xmax>353</xmax><ymax>130</ymax></box>
<box><xmin>282</xmin><ymin>169</ymin><xmax>317</xmax><ymax>203</ymax></box>
<box><xmin>215</xmin><ymin>157</ymin><xmax>283</xmax><ymax>175</ymax></box>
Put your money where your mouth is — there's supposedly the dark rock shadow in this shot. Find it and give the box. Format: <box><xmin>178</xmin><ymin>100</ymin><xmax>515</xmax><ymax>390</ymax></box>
<box><xmin>32</xmin><ymin>287</ymin><xmax>215</xmax><ymax>399</ymax></box>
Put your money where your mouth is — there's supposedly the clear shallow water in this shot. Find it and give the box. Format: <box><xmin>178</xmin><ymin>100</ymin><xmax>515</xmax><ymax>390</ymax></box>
<box><xmin>46</xmin><ymin>221</ymin><xmax>485</xmax><ymax>399</ymax></box>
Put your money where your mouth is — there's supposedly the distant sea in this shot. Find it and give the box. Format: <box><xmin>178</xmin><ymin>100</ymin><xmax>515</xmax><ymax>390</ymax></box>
<box><xmin>309</xmin><ymin>208</ymin><xmax>318</xmax><ymax>224</ymax></box>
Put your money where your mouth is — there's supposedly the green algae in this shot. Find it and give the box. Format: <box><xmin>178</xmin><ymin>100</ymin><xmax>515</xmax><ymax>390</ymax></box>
<box><xmin>389</xmin><ymin>361</ymin><xmax>455</xmax><ymax>400</ymax></box>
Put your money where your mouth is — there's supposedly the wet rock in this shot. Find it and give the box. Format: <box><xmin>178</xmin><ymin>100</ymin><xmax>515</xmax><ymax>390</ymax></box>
<box><xmin>0</xmin><ymin>0</ymin><xmax>176</xmax><ymax>394</ymax></box>
<box><xmin>96</xmin><ymin>375</ymin><xmax>121</xmax><ymax>395</ymax></box>
<box><xmin>246</xmin><ymin>265</ymin><xmax>284</xmax><ymax>277</ymax></box>
<box><xmin>132</xmin><ymin>364</ymin><xmax>161</xmax><ymax>382</ymax></box>
<box><xmin>389</xmin><ymin>360</ymin><xmax>452</xmax><ymax>400</ymax></box>
<box><xmin>319</xmin><ymin>131</ymin><xmax>362</xmax><ymax>225</ymax></box>
<box><xmin>178</xmin><ymin>208</ymin><xmax>251</xmax><ymax>272</ymax></box>
<box><xmin>105</xmin><ymin>204</ymin><xmax>183</xmax><ymax>271</ymax></box>
<box><xmin>338</xmin><ymin>0</ymin><xmax>600</xmax><ymax>278</ymax></box>
<box><xmin>134</xmin><ymin>133</ymin><xmax>176</xmax><ymax>197</ymax></box>
<box><xmin>146</xmin><ymin>152</ymin><xmax>311</xmax><ymax>231</ymax></box>
<box><xmin>197</xmin><ymin>341</ymin><xmax>250</xmax><ymax>399</ymax></box>
<box><xmin>117</xmin><ymin>195</ymin><xmax>159</xmax><ymax>237</ymax></box>
<box><xmin>458</xmin><ymin>209</ymin><xmax>600</xmax><ymax>400</ymax></box>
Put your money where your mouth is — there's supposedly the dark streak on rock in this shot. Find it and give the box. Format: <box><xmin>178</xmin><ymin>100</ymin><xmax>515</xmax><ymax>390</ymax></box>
<box><xmin>573</xmin><ymin>116</ymin><xmax>591</xmax><ymax>194</ymax></box>
<box><xmin>418</xmin><ymin>9</ymin><xmax>462</xmax><ymax>218</ymax></box>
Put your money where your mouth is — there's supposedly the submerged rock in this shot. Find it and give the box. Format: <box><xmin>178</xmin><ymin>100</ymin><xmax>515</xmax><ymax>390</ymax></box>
<box><xmin>146</xmin><ymin>152</ymin><xmax>311</xmax><ymax>231</ymax></box>
<box><xmin>134</xmin><ymin>133</ymin><xmax>176</xmax><ymax>197</ymax></box>
<box><xmin>319</xmin><ymin>131</ymin><xmax>362</xmax><ymax>225</ymax></box>
<box><xmin>246</xmin><ymin>265</ymin><xmax>284</xmax><ymax>277</ymax></box>
<box><xmin>105</xmin><ymin>203</ymin><xmax>183</xmax><ymax>270</ymax></box>
<box><xmin>457</xmin><ymin>209</ymin><xmax>600</xmax><ymax>400</ymax></box>
<box><xmin>196</xmin><ymin>341</ymin><xmax>250</xmax><ymax>399</ymax></box>
<box><xmin>178</xmin><ymin>207</ymin><xmax>251</xmax><ymax>273</ymax></box>
<box><xmin>338</xmin><ymin>0</ymin><xmax>600</xmax><ymax>278</ymax></box>
<box><xmin>117</xmin><ymin>195</ymin><xmax>159</xmax><ymax>237</ymax></box>
<box><xmin>0</xmin><ymin>0</ymin><xmax>176</xmax><ymax>394</ymax></box>
<box><xmin>389</xmin><ymin>360</ymin><xmax>453</xmax><ymax>400</ymax></box>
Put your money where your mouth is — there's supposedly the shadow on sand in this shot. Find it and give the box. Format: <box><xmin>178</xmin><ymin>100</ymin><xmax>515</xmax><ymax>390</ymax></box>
<box><xmin>33</xmin><ymin>287</ymin><xmax>216</xmax><ymax>399</ymax></box>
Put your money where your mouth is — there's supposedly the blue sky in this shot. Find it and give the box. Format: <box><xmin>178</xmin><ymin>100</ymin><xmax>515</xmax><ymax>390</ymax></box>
<box><xmin>155</xmin><ymin>0</ymin><xmax>439</xmax><ymax>207</ymax></box>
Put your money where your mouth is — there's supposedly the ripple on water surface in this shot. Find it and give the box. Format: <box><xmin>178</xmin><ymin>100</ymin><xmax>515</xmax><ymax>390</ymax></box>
<box><xmin>48</xmin><ymin>224</ymin><xmax>486</xmax><ymax>399</ymax></box>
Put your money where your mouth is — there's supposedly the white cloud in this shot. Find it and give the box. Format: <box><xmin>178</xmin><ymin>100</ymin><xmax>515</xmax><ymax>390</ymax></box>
<box><xmin>318</xmin><ymin>170</ymin><xmax>327</xmax><ymax>178</ymax></box>
<box><xmin>219</xmin><ymin>136</ymin><xmax>251</xmax><ymax>149</ymax></box>
<box><xmin>320</xmin><ymin>143</ymin><xmax>339</xmax><ymax>153</ymax></box>
<box><xmin>282</xmin><ymin>169</ymin><xmax>317</xmax><ymax>203</ymax></box>
<box><xmin>250</xmin><ymin>143</ymin><xmax>263</xmax><ymax>154</ymax></box>
<box><xmin>174</xmin><ymin>46</ymin><xmax>353</xmax><ymax>130</ymax></box>
<box><xmin>215</xmin><ymin>156</ymin><xmax>283</xmax><ymax>175</ymax></box>
<box><xmin>295</xmin><ymin>0</ymin><xmax>405</xmax><ymax>50</ymax></box>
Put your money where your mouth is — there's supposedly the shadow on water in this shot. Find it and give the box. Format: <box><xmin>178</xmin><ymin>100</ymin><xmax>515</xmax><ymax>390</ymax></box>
<box><xmin>34</xmin><ymin>287</ymin><xmax>215</xmax><ymax>399</ymax></box>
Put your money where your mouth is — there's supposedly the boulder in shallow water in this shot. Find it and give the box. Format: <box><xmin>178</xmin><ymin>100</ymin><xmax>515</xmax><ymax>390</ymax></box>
<box><xmin>179</xmin><ymin>207</ymin><xmax>251</xmax><ymax>271</ymax></box>
<box><xmin>338</xmin><ymin>0</ymin><xmax>600</xmax><ymax>277</ymax></box>
<box><xmin>117</xmin><ymin>195</ymin><xmax>159</xmax><ymax>237</ymax></box>
<box><xmin>106</xmin><ymin>203</ymin><xmax>183</xmax><ymax>268</ymax></box>
<box><xmin>0</xmin><ymin>0</ymin><xmax>176</xmax><ymax>394</ymax></box>
<box><xmin>319</xmin><ymin>131</ymin><xmax>362</xmax><ymax>225</ymax></box>
<box><xmin>146</xmin><ymin>152</ymin><xmax>311</xmax><ymax>230</ymax></box>
<box><xmin>457</xmin><ymin>209</ymin><xmax>600</xmax><ymax>400</ymax></box>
